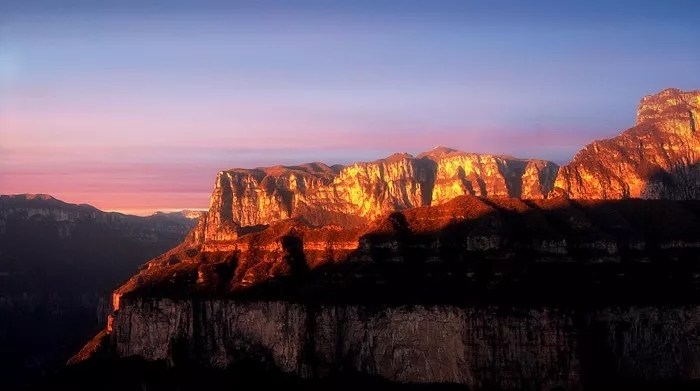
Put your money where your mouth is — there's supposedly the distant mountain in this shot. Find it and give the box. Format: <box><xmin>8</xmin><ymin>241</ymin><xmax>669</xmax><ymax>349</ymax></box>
<box><xmin>151</xmin><ymin>209</ymin><xmax>206</xmax><ymax>221</ymax></box>
<box><xmin>0</xmin><ymin>194</ymin><xmax>198</xmax><ymax>387</ymax></box>
<box><xmin>0</xmin><ymin>194</ymin><xmax>199</xmax><ymax>293</ymax></box>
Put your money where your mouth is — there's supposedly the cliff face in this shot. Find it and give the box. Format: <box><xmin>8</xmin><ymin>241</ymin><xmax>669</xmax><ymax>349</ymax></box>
<box><xmin>553</xmin><ymin>88</ymin><xmax>700</xmax><ymax>199</ymax></box>
<box><xmin>93</xmin><ymin>196</ymin><xmax>700</xmax><ymax>389</ymax></box>
<box><xmin>70</xmin><ymin>88</ymin><xmax>700</xmax><ymax>389</ymax></box>
<box><xmin>204</xmin><ymin>149</ymin><xmax>558</xmax><ymax>242</ymax></box>
<box><xmin>111</xmin><ymin>298</ymin><xmax>700</xmax><ymax>390</ymax></box>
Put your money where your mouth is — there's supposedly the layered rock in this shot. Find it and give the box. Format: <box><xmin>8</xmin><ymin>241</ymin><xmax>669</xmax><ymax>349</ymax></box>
<box><xmin>203</xmin><ymin>148</ymin><xmax>558</xmax><ymax>243</ymax></box>
<box><xmin>553</xmin><ymin>88</ymin><xmax>700</xmax><ymax>199</ymax></box>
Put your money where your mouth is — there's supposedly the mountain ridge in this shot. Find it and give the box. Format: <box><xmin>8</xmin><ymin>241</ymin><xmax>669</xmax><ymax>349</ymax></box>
<box><xmin>67</xmin><ymin>86</ymin><xmax>700</xmax><ymax>390</ymax></box>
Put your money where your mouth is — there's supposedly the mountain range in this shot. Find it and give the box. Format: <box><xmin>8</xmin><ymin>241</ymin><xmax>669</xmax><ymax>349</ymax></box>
<box><xmin>0</xmin><ymin>194</ymin><xmax>198</xmax><ymax>388</ymax></box>
<box><xmin>0</xmin><ymin>86</ymin><xmax>696</xmax><ymax>391</ymax></box>
<box><xmin>195</xmin><ymin>88</ymin><xmax>699</xmax><ymax>247</ymax></box>
<box><xmin>53</xmin><ymin>87</ymin><xmax>700</xmax><ymax>390</ymax></box>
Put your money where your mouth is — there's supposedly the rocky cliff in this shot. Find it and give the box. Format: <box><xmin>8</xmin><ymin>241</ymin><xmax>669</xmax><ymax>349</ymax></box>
<box><xmin>553</xmin><ymin>88</ymin><xmax>700</xmax><ymax>199</ymax></box>
<box><xmin>68</xmin><ymin>87</ymin><xmax>700</xmax><ymax>389</ymax></box>
<box><xmin>108</xmin><ymin>299</ymin><xmax>700</xmax><ymax>390</ymax></box>
<box><xmin>77</xmin><ymin>195</ymin><xmax>700</xmax><ymax>389</ymax></box>
<box><xmin>205</xmin><ymin>149</ymin><xmax>558</xmax><ymax>237</ymax></box>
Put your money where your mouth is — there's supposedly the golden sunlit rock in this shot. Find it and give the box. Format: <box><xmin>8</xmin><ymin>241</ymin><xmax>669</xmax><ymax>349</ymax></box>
<box><xmin>202</xmin><ymin>148</ymin><xmax>559</xmax><ymax>240</ymax></box>
<box><xmin>553</xmin><ymin>88</ymin><xmax>700</xmax><ymax>199</ymax></box>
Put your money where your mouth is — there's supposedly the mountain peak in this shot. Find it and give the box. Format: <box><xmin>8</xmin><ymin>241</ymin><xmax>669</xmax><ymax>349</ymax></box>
<box><xmin>555</xmin><ymin>87</ymin><xmax>700</xmax><ymax>199</ymax></box>
<box><xmin>416</xmin><ymin>146</ymin><xmax>460</xmax><ymax>160</ymax></box>
<box><xmin>12</xmin><ymin>193</ymin><xmax>56</xmax><ymax>201</ymax></box>
<box><xmin>636</xmin><ymin>87</ymin><xmax>700</xmax><ymax>127</ymax></box>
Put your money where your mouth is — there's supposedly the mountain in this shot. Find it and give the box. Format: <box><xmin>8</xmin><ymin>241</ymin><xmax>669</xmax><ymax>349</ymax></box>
<box><xmin>72</xmin><ymin>195</ymin><xmax>700</xmax><ymax>390</ymax></box>
<box><xmin>0</xmin><ymin>194</ymin><xmax>198</xmax><ymax>388</ymax></box>
<box><xmin>61</xmin><ymin>87</ymin><xmax>700</xmax><ymax>390</ymax></box>
<box><xmin>553</xmin><ymin>88</ymin><xmax>700</xmax><ymax>199</ymax></box>
<box><xmin>205</xmin><ymin>150</ymin><xmax>558</xmax><ymax>244</ymax></box>
<box><xmin>151</xmin><ymin>210</ymin><xmax>206</xmax><ymax>221</ymax></box>
<box><xmin>0</xmin><ymin>194</ymin><xmax>199</xmax><ymax>292</ymax></box>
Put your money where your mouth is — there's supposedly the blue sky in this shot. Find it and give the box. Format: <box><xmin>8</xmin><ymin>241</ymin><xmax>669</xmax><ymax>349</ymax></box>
<box><xmin>1</xmin><ymin>0</ymin><xmax>699</xmax><ymax>212</ymax></box>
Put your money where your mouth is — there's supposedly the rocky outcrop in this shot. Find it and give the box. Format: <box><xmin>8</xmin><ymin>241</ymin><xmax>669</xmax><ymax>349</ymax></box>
<box><xmin>109</xmin><ymin>298</ymin><xmax>700</xmax><ymax>389</ymax></box>
<box><xmin>203</xmin><ymin>149</ymin><xmax>558</xmax><ymax>242</ymax></box>
<box><xmin>553</xmin><ymin>88</ymin><xmax>700</xmax><ymax>199</ymax></box>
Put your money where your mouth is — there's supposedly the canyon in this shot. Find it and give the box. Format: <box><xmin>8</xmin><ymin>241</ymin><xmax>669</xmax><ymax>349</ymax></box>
<box><xmin>61</xmin><ymin>87</ymin><xmax>700</xmax><ymax>390</ymax></box>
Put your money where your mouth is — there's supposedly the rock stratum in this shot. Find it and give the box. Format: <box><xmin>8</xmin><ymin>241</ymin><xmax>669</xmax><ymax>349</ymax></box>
<box><xmin>67</xmin><ymin>88</ymin><xmax>700</xmax><ymax>390</ymax></box>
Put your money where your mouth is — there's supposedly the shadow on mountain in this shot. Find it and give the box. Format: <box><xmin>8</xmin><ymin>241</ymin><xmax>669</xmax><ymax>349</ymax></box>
<box><xmin>26</xmin><ymin>349</ymin><xmax>700</xmax><ymax>391</ymax></box>
<box><xmin>27</xmin><ymin>347</ymin><xmax>474</xmax><ymax>391</ymax></box>
<box><xmin>642</xmin><ymin>162</ymin><xmax>700</xmax><ymax>199</ymax></box>
<box><xmin>67</xmin><ymin>196</ymin><xmax>700</xmax><ymax>391</ymax></box>
<box><xmin>210</xmin><ymin>196</ymin><xmax>700</xmax><ymax>309</ymax></box>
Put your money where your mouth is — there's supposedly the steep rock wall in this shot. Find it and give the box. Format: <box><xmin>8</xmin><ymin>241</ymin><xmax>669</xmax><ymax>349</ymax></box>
<box><xmin>553</xmin><ymin>88</ymin><xmax>700</xmax><ymax>199</ymax></box>
<box><xmin>111</xmin><ymin>298</ymin><xmax>700</xmax><ymax>390</ymax></box>
<box><xmin>203</xmin><ymin>150</ymin><xmax>558</xmax><ymax>241</ymax></box>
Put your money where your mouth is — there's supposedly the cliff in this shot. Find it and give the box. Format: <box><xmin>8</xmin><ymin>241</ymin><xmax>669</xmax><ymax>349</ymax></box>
<box><xmin>79</xmin><ymin>196</ymin><xmax>700</xmax><ymax>389</ymax></box>
<box><xmin>68</xmin><ymin>88</ymin><xmax>700</xmax><ymax>389</ymax></box>
<box><xmin>553</xmin><ymin>88</ymin><xmax>700</xmax><ymax>199</ymax></box>
<box><xmin>205</xmin><ymin>149</ymin><xmax>558</xmax><ymax>238</ymax></box>
<box><xmin>108</xmin><ymin>300</ymin><xmax>700</xmax><ymax>390</ymax></box>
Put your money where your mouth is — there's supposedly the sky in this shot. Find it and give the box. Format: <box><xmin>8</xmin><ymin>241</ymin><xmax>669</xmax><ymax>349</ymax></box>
<box><xmin>1</xmin><ymin>0</ymin><xmax>699</xmax><ymax>215</ymax></box>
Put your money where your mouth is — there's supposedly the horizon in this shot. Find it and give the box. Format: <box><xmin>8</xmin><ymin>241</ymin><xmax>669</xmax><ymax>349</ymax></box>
<box><xmin>2</xmin><ymin>0</ymin><xmax>699</xmax><ymax>212</ymax></box>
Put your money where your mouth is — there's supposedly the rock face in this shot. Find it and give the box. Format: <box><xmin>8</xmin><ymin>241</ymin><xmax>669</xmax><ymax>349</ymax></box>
<box><xmin>111</xmin><ymin>298</ymin><xmax>700</xmax><ymax>390</ymax></box>
<box><xmin>205</xmin><ymin>149</ymin><xmax>558</xmax><ymax>241</ymax></box>
<box><xmin>553</xmin><ymin>88</ymin><xmax>700</xmax><ymax>199</ymax></box>
<box><xmin>70</xmin><ymin>87</ymin><xmax>700</xmax><ymax>389</ymax></box>
<box><xmin>83</xmin><ymin>195</ymin><xmax>700</xmax><ymax>389</ymax></box>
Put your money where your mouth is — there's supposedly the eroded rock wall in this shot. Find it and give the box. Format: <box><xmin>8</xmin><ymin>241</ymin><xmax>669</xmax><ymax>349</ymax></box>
<box><xmin>553</xmin><ymin>88</ymin><xmax>700</xmax><ymax>199</ymax></box>
<box><xmin>111</xmin><ymin>298</ymin><xmax>700</xmax><ymax>390</ymax></box>
<box><xmin>203</xmin><ymin>150</ymin><xmax>558</xmax><ymax>240</ymax></box>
